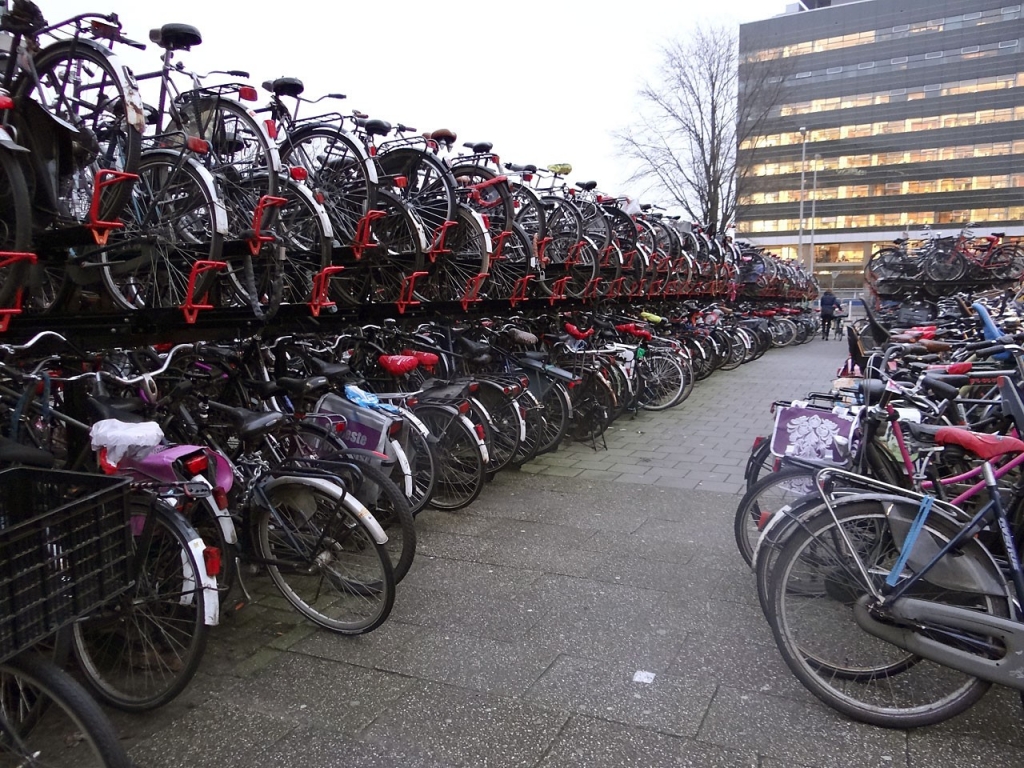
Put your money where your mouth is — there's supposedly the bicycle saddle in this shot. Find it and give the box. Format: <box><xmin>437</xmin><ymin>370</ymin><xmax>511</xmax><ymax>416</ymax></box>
<box><xmin>1</xmin><ymin>0</ymin><xmax>47</xmax><ymax>35</ymax></box>
<box><xmin>355</xmin><ymin>118</ymin><xmax>391</xmax><ymax>137</ymax></box>
<box><xmin>275</xmin><ymin>376</ymin><xmax>330</xmax><ymax>401</ymax></box>
<box><xmin>149</xmin><ymin>23</ymin><xmax>203</xmax><ymax>51</ymax></box>
<box><xmin>424</xmin><ymin>128</ymin><xmax>455</xmax><ymax>145</ymax></box>
<box><xmin>464</xmin><ymin>141</ymin><xmax>492</xmax><ymax>153</ymax></box>
<box><xmin>207</xmin><ymin>402</ymin><xmax>287</xmax><ymax>439</ymax></box>
<box><xmin>547</xmin><ymin>163</ymin><xmax>572</xmax><ymax>175</ymax></box>
<box><xmin>86</xmin><ymin>396</ymin><xmax>147</xmax><ymax>424</ymax></box>
<box><xmin>263</xmin><ymin>77</ymin><xmax>304</xmax><ymax>98</ymax></box>
<box><xmin>505</xmin><ymin>163</ymin><xmax>537</xmax><ymax>174</ymax></box>
<box><xmin>575</xmin><ymin>180</ymin><xmax>598</xmax><ymax>191</ymax></box>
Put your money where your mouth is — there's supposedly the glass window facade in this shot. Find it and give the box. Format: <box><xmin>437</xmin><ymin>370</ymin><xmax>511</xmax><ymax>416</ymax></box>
<box><xmin>736</xmin><ymin>0</ymin><xmax>1024</xmax><ymax>262</ymax></box>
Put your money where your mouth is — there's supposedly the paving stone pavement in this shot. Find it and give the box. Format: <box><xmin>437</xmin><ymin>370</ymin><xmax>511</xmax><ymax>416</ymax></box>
<box><xmin>116</xmin><ymin>338</ymin><xmax>1024</xmax><ymax>767</ymax></box>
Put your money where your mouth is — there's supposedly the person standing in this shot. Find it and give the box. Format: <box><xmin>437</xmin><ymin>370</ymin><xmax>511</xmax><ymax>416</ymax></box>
<box><xmin>819</xmin><ymin>290</ymin><xmax>840</xmax><ymax>340</ymax></box>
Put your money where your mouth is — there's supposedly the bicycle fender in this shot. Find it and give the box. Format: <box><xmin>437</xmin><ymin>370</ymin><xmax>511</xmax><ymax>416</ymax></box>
<box><xmin>260</xmin><ymin>475</ymin><xmax>389</xmax><ymax>546</ymax></box>
<box><xmin>389</xmin><ymin>439</ymin><xmax>414</xmax><ymax>498</ymax></box>
<box><xmin>285</xmin><ymin>178</ymin><xmax>333</xmax><ymax>240</ymax></box>
<box><xmin>0</xmin><ymin>126</ymin><xmax>27</xmax><ymax>152</ymax></box>
<box><xmin>38</xmin><ymin>40</ymin><xmax>146</xmax><ymax>133</ymax></box>
<box><xmin>140</xmin><ymin>149</ymin><xmax>229</xmax><ymax>235</ymax></box>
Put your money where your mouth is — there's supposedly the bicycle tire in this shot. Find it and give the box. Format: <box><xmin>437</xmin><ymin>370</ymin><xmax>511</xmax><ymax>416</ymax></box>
<box><xmin>272</xmin><ymin>177</ymin><xmax>333</xmax><ymax>306</ymax></box>
<box><xmin>510</xmin><ymin>182</ymin><xmax>547</xmax><ymax>241</ymax></box>
<box><xmin>17</xmin><ymin>41</ymin><xmax>142</xmax><ymax>225</ymax></box>
<box><xmin>375</xmin><ymin>147</ymin><xmax>456</xmax><ymax>243</ymax></box>
<box><xmin>279</xmin><ymin>123</ymin><xmax>377</xmax><ymax>244</ymax></box>
<box><xmin>536</xmin><ymin>381</ymin><xmax>571</xmax><ymax>455</ymax></box>
<box><xmin>416</xmin><ymin>204</ymin><xmax>490</xmax><ymax>303</ymax></box>
<box><xmin>0</xmin><ymin>653</ymin><xmax>132</xmax><ymax>768</ymax></box>
<box><xmin>475</xmin><ymin>382</ymin><xmax>524</xmax><ymax>476</ymax></box>
<box><xmin>100</xmin><ymin>150</ymin><xmax>225</xmax><ymax>310</ymax></box>
<box><xmin>765</xmin><ymin>498</ymin><xmax>1005</xmax><ymax>728</ymax></box>
<box><xmin>0</xmin><ymin>146</ymin><xmax>32</xmax><ymax>308</ymax></box>
<box><xmin>639</xmin><ymin>353</ymin><xmax>686</xmax><ymax>411</ymax></box>
<box><xmin>923</xmin><ymin>250</ymin><xmax>966</xmax><ymax>283</ymax></box>
<box><xmin>256</xmin><ymin>476</ymin><xmax>395</xmax><ymax>634</ymax></box>
<box><xmin>414</xmin><ymin>403</ymin><xmax>485</xmax><ymax>510</ymax></box>
<box><xmin>734</xmin><ymin>466</ymin><xmax>817</xmax><ymax>566</ymax></box>
<box><xmin>485</xmin><ymin>221</ymin><xmax>532</xmax><ymax>300</ymax></box>
<box><xmin>72</xmin><ymin>496</ymin><xmax>209</xmax><ymax>712</ymax></box>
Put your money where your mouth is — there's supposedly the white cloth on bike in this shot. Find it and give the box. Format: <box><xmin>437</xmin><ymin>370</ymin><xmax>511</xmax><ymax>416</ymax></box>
<box><xmin>90</xmin><ymin>419</ymin><xmax>164</xmax><ymax>463</ymax></box>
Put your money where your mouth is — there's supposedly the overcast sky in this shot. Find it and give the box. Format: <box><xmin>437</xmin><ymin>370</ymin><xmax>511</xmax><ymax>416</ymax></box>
<box><xmin>43</xmin><ymin>0</ymin><xmax>788</xmax><ymax>203</ymax></box>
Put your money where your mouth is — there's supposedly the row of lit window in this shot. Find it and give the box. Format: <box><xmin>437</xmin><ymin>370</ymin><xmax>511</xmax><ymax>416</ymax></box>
<box><xmin>740</xmin><ymin>106</ymin><xmax>1024</xmax><ymax>150</ymax></box>
<box><xmin>744</xmin><ymin>4</ymin><xmax>1021</xmax><ymax>62</ymax></box>
<box><xmin>747</xmin><ymin>140</ymin><xmax>1024</xmax><ymax>176</ymax></box>
<box><xmin>753</xmin><ymin>39</ymin><xmax>1023</xmax><ymax>90</ymax></box>
<box><xmin>737</xmin><ymin>207</ymin><xmax>1024</xmax><ymax>233</ymax></box>
<box><xmin>740</xmin><ymin>174</ymin><xmax>1024</xmax><ymax>205</ymax></box>
<box><xmin>777</xmin><ymin>73</ymin><xmax>1024</xmax><ymax>117</ymax></box>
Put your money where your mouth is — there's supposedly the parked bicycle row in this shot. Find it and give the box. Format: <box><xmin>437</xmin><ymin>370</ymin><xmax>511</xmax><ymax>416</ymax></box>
<box><xmin>735</xmin><ymin>293</ymin><xmax>1024</xmax><ymax>729</ymax></box>
<box><xmin>865</xmin><ymin>225</ymin><xmax>1024</xmax><ymax>300</ymax></box>
<box><xmin>0</xmin><ymin>2</ymin><xmax>816</xmax><ymax>329</ymax></box>
<box><xmin>0</xmin><ymin>295</ymin><xmax>815</xmax><ymax>764</ymax></box>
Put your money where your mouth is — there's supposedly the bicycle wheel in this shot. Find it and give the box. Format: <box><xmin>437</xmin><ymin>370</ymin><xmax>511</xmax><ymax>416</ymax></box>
<box><xmin>100</xmin><ymin>150</ymin><xmax>224</xmax><ymax>310</ymax></box>
<box><xmin>475</xmin><ymin>383</ymin><xmax>524</xmax><ymax>476</ymax></box>
<box><xmin>375</xmin><ymin>147</ymin><xmax>455</xmax><ymax>244</ymax></box>
<box><xmin>414</xmin><ymin>404</ymin><xmax>485</xmax><ymax>510</ymax></box>
<box><xmin>0</xmin><ymin>653</ymin><xmax>131</xmax><ymax>768</ymax></box>
<box><xmin>536</xmin><ymin>381</ymin><xmax>571</xmax><ymax>455</ymax></box>
<box><xmin>717</xmin><ymin>330</ymin><xmax>747</xmax><ymax>372</ymax></box>
<box><xmin>416</xmin><ymin>204</ymin><xmax>489</xmax><ymax>303</ymax></box>
<box><xmin>923</xmin><ymin>250</ymin><xmax>966</xmax><ymax>282</ymax></box>
<box><xmin>280</xmin><ymin>123</ymin><xmax>376</xmax><ymax>244</ymax></box>
<box><xmin>271</xmin><ymin>178</ymin><xmax>332</xmax><ymax>306</ymax></box>
<box><xmin>511</xmin><ymin>389</ymin><xmax>545</xmax><ymax>468</ymax></box>
<box><xmin>18</xmin><ymin>41</ymin><xmax>142</xmax><ymax>224</ymax></box>
<box><xmin>0</xmin><ymin>146</ymin><xmax>32</xmax><ymax>308</ymax></box>
<box><xmin>256</xmin><ymin>476</ymin><xmax>395</xmax><ymax>634</ymax></box>
<box><xmin>330</xmin><ymin>456</ymin><xmax>417</xmax><ymax>584</ymax></box>
<box><xmin>510</xmin><ymin>182</ymin><xmax>546</xmax><ymax>241</ymax></box>
<box><xmin>766</xmin><ymin>498</ymin><xmax>1006</xmax><ymax>728</ymax></box>
<box><xmin>450</xmin><ymin>163</ymin><xmax>514</xmax><ymax>235</ymax></box>
<box><xmin>567</xmin><ymin>369</ymin><xmax>615</xmax><ymax>443</ymax></box>
<box><xmin>991</xmin><ymin>244</ymin><xmax>1024</xmax><ymax>281</ymax></box>
<box><xmin>358</xmin><ymin>189</ymin><xmax>429</xmax><ymax>304</ymax></box>
<box><xmin>485</xmin><ymin>221</ymin><xmax>532</xmax><ymax>300</ymax></box>
<box><xmin>734</xmin><ymin>466</ymin><xmax>817</xmax><ymax>566</ymax></box>
<box><xmin>397</xmin><ymin>413</ymin><xmax>438</xmax><ymax>516</ymax></box>
<box><xmin>72</xmin><ymin>497</ymin><xmax>209</xmax><ymax>712</ymax></box>
<box><xmin>639</xmin><ymin>353</ymin><xmax>686</xmax><ymax>411</ymax></box>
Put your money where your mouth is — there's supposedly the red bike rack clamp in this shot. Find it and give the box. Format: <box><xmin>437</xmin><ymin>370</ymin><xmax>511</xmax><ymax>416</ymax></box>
<box><xmin>245</xmin><ymin>195</ymin><xmax>288</xmax><ymax>256</ymax></box>
<box><xmin>353</xmin><ymin>209</ymin><xmax>387</xmax><ymax>260</ymax></box>
<box><xmin>181</xmin><ymin>260</ymin><xmax>228</xmax><ymax>324</ymax></box>
<box><xmin>0</xmin><ymin>251</ymin><xmax>37</xmax><ymax>332</ymax></box>
<box><xmin>85</xmin><ymin>169</ymin><xmax>139</xmax><ymax>246</ymax></box>
<box><xmin>548</xmin><ymin>276</ymin><xmax>571</xmax><ymax>305</ymax></box>
<box><xmin>460</xmin><ymin>272</ymin><xmax>489</xmax><ymax>312</ymax></box>
<box><xmin>396</xmin><ymin>270</ymin><xmax>430</xmax><ymax>315</ymax></box>
<box><xmin>605</xmin><ymin>277</ymin><xmax>626</xmax><ymax>300</ymax></box>
<box><xmin>564</xmin><ymin>240</ymin><xmax>586</xmax><ymax>268</ymax></box>
<box><xmin>489</xmin><ymin>230</ymin><xmax>511</xmax><ymax>262</ymax></box>
<box><xmin>428</xmin><ymin>221</ymin><xmax>458</xmax><ymax>262</ymax></box>
<box><xmin>309</xmin><ymin>265</ymin><xmax>346</xmax><ymax>317</ymax></box>
<box><xmin>582</xmin><ymin>277</ymin><xmax>603</xmax><ymax>302</ymax></box>
<box><xmin>509</xmin><ymin>274</ymin><xmax>535</xmax><ymax>307</ymax></box>
<box><xmin>535</xmin><ymin>236</ymin><xmax>552</xmax><ymax>267</ymax></box>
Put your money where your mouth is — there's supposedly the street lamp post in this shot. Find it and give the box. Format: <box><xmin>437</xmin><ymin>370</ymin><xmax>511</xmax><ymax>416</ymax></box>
<box><xmin>810</xmin><ymin>153</ymin><xmax>820</xmax><ymax>278</ymax></box>
<box><xmin>797</xmin><ymin>127</ymin><xmax>808</xmax><ymax>269</ymax></box>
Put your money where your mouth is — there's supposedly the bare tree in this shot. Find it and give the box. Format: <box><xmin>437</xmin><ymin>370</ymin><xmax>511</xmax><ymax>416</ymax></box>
<box><xmin>616</xmin><ymin>25</ymin><xmax>787</xmax><ymax>235</ymax></box>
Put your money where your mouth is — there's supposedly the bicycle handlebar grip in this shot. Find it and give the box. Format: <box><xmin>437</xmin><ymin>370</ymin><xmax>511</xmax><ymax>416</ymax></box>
<box><xmin>975</xmin><ymin>344</ymin><xmax>1008</xmax><ymax>358</ymax></box>
<box><xmin>921</xmin><ymin>375</ymin><xmax>960</xmax><ymax>401</ymax></box>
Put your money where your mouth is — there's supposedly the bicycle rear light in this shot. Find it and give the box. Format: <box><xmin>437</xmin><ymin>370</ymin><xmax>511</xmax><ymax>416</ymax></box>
<box><xmin>752</xmin><ymin>436</ymin><xmax>764</xmax><ymax>449</ymax></box>
<box><xmin>474</xmin><ymin>424</ymin><xmax>486</xmax><ymax>442</ymax></box>
<box><xmin>388</xmin><ymin>420</ymin><xmax>403</xmax><ymax>438</ymax></box>
<box><xmin>182</xmin><ymin>451</ymin><xmax>209</xmax><ymax>476</ymax></box>
<box><xmin>213</xmin><ymin>487</ymin><xmax>229</xmax><ymax>511</ymax></box>
<box><xmin>264</xmin><ymin>119</ymin><xmax>278</xmax><ymax>139</ymax></box>
<box><xmin>393</xmin><ymin>175</ymin><xmax>408</xmax><ymax>188</ymax></box>
<box><xmin>0</xmin><ymin>94</ymin><xmax>13</xmax><ymax>110</ymax></box>
<box><xmin>457</xmin><ymin>400</ymin><xmax>471</xmax><ymax>414</ymax></box>
<box><xmin>289</xmin><ymin>166</ymin><xmax>308</xmax><ymax>181</ymax></box>
<box><xmin>203</xmin><ymin>547</ymin><xmax>222</xmax><ymax>577</ymax></box>
<box><xmin>186</xmin><ymin>136</ymin><xmax>210</xmax><ymax>154</ymax></box>
<box><xmin>238</xmin><ymin>85</ymin><xmax>258</xmax><ymax>101</ymax></box>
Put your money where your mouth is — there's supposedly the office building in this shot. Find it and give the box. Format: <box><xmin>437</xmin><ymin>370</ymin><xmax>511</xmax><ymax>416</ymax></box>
<box><xmin>735</xmin><ymin>0</ymin><xmax>1024</xmax><ymax>286</ymax></box>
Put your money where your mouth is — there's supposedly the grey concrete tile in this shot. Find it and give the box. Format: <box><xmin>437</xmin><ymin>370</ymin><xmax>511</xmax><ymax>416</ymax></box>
<box><xmin>698</xmin><ymin>686</ymin><xmax>908</xmax><ymax>768</ymax></box>
<box><xmin>525</xmin><ymin>654</ymin><xmax>715</xmax><ymax>737</ymax></box>
<box><xmin>536</xmin><ymin>715</ymin><xmax>757</xmax><ymax>767</ymax></box>
<box><xmin>581</xmin><ymin>529</ymin><xmax>700</xmax><ymax>565</ymax></box>
<box><xmin>376</xmin><ymin>629</ymin><xmax>559</xmax><ymax>695</ymax></box>
<box><xmin>259</xmin><ymin>726</ymin><xmax>449</xmax><ymax>768</ymax></box>
<box><xmin>613</xmin><ymin>473</ymin><xmax>659</xmax><ymax>484</ymax></box>
<box><xmin>234</xmin><ymin>652</ymin><xmax>413</xmax><ymax>735</ymax></box>
<box><xmin>539</xmin><ymin>465</ymin><xmax>585</xmax><ymax>477</ymax></box>
<box><xmin>360</xmin><ymin>680</ymin><xmax>568</xmax><ymax>768</ymax></box>
<box><xmin>414</xmin><ymin>529</ymin><xmax>491</xmax><ymax>561</ymax></box>
<box><xmin>653</xmin><ymin>476</ymin><xmax>702</xmax><ymax>489</ymax></box>
<box><xmin>407</xmin><ymin>556</ymin><xmax>540</xmax><ymax>593</ymax></box>
<box><xmin>390</xmin><ymin>582</ymin><xmax>548</xmax><ymax>640</ymax></box>
<box><xmin>414</xmin><ymin>509</ymin><xmax>496</xmax><ymax>536</ymax></box>
<box><xmin>289</xmin><ymin>620</ymin><xmax>423</xmax><ymax>669</ymax></box>
<box><xmin>907</xmin><ymin>732</ymin><xmax>1024</xmax><ymax>768</ymax></box>
<box><xmin>609</xmin><ymin>462</ymin><xmax>653</xmax><ymax>475</ymax></box>
<box><xmin>481</xmin><ymin>518</ymin><xmax>599</xmax><ymax>549</ymax></box>
<box><xmin>128</xmin><ymin>700</ymin><xmax>293</xmax><ymax>768</ymax></box>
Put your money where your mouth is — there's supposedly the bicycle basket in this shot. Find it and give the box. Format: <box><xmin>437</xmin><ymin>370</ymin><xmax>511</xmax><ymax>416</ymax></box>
<box><xmin>0</xmin><ymin>468</ymin><xmax>132</xmax><ymax>662</ymax></box>
<box><xmin>770</xmin><ymin>404</ymin><xmax>856</xmax><ymax>464</ymax></box>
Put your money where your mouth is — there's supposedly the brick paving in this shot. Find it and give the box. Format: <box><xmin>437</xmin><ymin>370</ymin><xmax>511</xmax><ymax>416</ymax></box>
<box><xmin>116</xmin><ymin>337</ymin><xmax>1024</xmax><ymax>768</ymax></box>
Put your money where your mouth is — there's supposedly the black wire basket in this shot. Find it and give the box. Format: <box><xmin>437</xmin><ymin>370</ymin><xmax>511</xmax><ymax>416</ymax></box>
<box><xmin>0</xmin><ymin>468</ymin><xmax>132</xmax><ymax>662</ymax></box>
